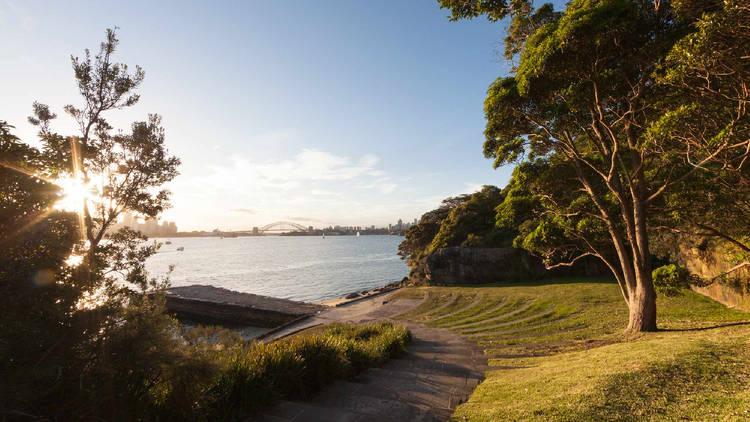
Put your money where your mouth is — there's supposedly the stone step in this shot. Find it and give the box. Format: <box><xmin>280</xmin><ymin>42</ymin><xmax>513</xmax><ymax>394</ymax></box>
<box><xmin>357</xmin><ymin>367</ymin><xmax>481</xmax><ymax>398</ymax></box>
<box><xmin>251</xmin><ymin>293</ymin><xmax>489</xmax><ymax>422</ymax></box>
<box><xmin>310</xmin><ymin>391</ymin><xmax>431</xmax><ymax>420</ymax></box>
<box><xmin>383</xmin><ymin>356</ymin><xmax>482</xmax><ymax>379</ymax></box>
<box><xmin>253</xmin><ymin>399</ymin><xmax>365</xmax><ymax>422</ymax></box>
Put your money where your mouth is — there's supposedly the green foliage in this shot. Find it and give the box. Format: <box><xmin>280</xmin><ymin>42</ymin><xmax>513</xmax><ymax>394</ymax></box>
<box><xmin>652</xmin><ymin>264</ymin><xmax>692</xmax><ymax>296</ymax></box>
<box><xmin>430</xmin><ymin>185</ymin><xmax>508</xmax><ymax>251</ymax></box>
<box><xmin>398</xmin><ymin>193</ymin><xmax>472</xmax><ymax>262</ymax></box>
<box><xmin>497</xmin><ymin>160</ymin><xmax>615</xmax><ymax>270</ymax></box>
<box><xmin>0</xmin><ymin>122</ymin><xmax>82</xmax><ymax>417</ymax></box>
<box><xmin>517</xmin><ymin>0</ymin><xmax>642</xmax><ymax>93</ymax></box>
<box><xmin>648</xmin><ymin>0</ymin><xmax>750</xmax><ymax>257</ymax></box>
<box><xmin>1</xmin><ymin>29</ymin><xmax>183</xmax><ymax>420</ymax></box>
<box><xmin>440</xmin><ymin>0</ymin><xmax>750</xmax><ymax>331</ymax></box>
<box><xmin>201</xmin><ymin>322</ymin><xmax>410</xmax><ymax>419</ymax></box>
<box><xmin>398</xmin><ymin>185</ymin><xmax>533</xmax><ymax>282</ymax></box>
<box><xmin>29</xmin><ymin>28</ymin><xmax>180</xmax><ymax>249</ymax></box>
<box><xmin>80</xmin><ymin>294</ymin><xmax>215</xmax><ymax>420</ymax></box>
<box><xmin>437</xmin><ymin>0</ymin><xmax>520</xmax><ymax>22</ymax></box>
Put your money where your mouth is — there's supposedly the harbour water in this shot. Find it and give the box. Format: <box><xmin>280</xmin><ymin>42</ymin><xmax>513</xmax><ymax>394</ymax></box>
<box><xmin>145</xmin><ymin>235</ymin><xmax>408</xmax><ymax>303</ymax></box>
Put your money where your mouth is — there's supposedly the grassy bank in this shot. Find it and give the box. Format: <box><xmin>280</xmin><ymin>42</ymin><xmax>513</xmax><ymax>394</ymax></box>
<box><xmin>391</xmin><ymin>278</ymin><xmax>750</xmax><ymax>421</ymax></box>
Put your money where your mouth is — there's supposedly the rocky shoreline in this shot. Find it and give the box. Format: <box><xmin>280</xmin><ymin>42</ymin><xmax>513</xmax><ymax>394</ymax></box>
<box><xmin>318</xmin><ymin>278</ymin><xmax>407</xmax><ymax>307</ymax></box>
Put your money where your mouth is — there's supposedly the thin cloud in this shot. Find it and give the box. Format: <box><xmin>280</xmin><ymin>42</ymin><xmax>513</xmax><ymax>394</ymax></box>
<box><xmin>462</xmin><ymin>182</ymin><xmax>484</xmax><ymax>194</ymax></box>
<box><xmin>287</xmin><ymin>216</ymin><xmax>325</xmax><ymax>222</ymax></box>
<box><xmin>167</xmin><ymin>148</ymin><xmax>420</xmax><ymax>229</ymax></box>
<box><xmin>191</xmin><ymin>149</ymin><xmax>389</xmax><ymax>195</ymax></box>
<box><xmin>230</xmin><ymin>208</ymin><xmax>257</xmax><ymax>214</ymax></box>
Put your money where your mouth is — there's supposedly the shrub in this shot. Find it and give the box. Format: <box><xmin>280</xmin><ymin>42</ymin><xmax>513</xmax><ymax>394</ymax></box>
<box><xmin>190</xmin><ymin>321</ymin><xmax>410</xmax><ymax>419</ymax></box>
<box><xmin>652</xmin><ymin>264</ymin><xmax>692</xmax><ymax>296</ymax></box>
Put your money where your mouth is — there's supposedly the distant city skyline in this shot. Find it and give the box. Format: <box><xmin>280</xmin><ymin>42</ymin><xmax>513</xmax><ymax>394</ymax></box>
<box><xmin>0</xmin><ymin>1</ymin><xmax>535</xmax><ymax>231</ymax></box>
<box><xmin>128</xmin><ymin>216</ymin><xmax>418</xmax><ymax>235</ymax></box>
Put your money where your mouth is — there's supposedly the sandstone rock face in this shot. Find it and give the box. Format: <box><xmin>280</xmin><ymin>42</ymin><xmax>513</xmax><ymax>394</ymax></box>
<box><xmin>410</xmin><ymin>247</ymin><xmax>544</xmax><ymax>285</ymax></box>
<box><xmin>676</xmin><ymin>242</ymin><xmax>750</xmax><ymax>312</ymax></box>
<box><xmin>410</xmin><ymin>247</ymin><xmax>608</xmax><ymax>285</ymax></box>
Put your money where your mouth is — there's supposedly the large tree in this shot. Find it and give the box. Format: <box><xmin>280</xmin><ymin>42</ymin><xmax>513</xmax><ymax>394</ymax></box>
<box><xmin>649</xmin><ymin>0</ymin><xmax>750</xmax><ymax>269</ymax></box>
<box><xmin>28</xmin><ymin>28</ymin><xmax>180</xmax><ymax>291</ymax></box>
<box><xmin>438</xmin><ymin>0</ymin><xmax>750</xmax><ymax>331</ymax></box>
<box><xmin>2</xmin><ymin>29</ymin><xmax>185</xmax><ymax>418</ymax></box>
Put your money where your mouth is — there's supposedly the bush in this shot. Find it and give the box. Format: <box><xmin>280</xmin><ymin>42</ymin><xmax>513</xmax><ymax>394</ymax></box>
<box><xmin>652</xmin><ymin>264</ymin><xmax>692</xmax><ymax>296</ymax></box>
<box><xmin>185</xmin><ymin>321</ymin><xmax>410</xmax><ymax>419</ymax></box>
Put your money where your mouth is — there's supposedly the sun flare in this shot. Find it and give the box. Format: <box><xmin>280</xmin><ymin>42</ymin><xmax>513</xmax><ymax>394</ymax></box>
<box><xmin>64</xmin><ymin>254</ymin><xmax>84</xmax><ymax>267</ymax></box>
<box><xmin>53</xmin><ymin>175</ymin><xmax>96</xmax><ymax>213</ymax></box>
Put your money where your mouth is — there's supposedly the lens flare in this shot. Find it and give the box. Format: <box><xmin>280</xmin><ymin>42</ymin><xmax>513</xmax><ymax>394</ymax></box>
<box><xmin>54</xmin><ymin>175</ymin><xmax>94</xmax><ymax>213</ymax></box>
<box><xmin>32</xmin><ymin>269</ymin><xmax>55</xmax><ymax>286</ymax></box>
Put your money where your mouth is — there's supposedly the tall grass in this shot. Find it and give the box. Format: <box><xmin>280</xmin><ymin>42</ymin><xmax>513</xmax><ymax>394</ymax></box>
<box><xmin>160</xmin><ymin>321</ymin><xmax>411</xmax><ymax>420</ymax></box>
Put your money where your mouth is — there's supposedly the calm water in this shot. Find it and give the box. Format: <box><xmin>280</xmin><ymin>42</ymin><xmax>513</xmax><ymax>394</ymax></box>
<box><xmin>145</xmin><ymin>235</ymin><xmax>408</xmax><ymax>303</ymax></box>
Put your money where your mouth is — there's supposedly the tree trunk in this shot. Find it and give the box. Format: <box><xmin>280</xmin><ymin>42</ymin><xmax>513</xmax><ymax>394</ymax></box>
<box><xmin>626</xmin><ymin>268</ymin><xmax>657</xmax><ymax>332</ymax></box>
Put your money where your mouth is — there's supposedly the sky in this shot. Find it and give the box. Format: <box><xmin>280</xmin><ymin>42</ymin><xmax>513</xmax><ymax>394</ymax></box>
<box><xmin>2</xmin><ymin>0</ymin><xmax>521</xmax><ymax>231</ymax></box>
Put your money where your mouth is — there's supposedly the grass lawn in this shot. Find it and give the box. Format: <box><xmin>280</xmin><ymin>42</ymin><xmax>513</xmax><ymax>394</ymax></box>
<box><xmin>391</xmin><ymin>278</ymin><xmax>750</xmax><ymax>421</ymax></box>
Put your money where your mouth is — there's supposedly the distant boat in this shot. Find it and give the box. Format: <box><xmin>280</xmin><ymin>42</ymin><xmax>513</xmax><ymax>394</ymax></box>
<box><xmin>356</xmin><ymin>231</ymin><xmax>360</xmax><ymax>237</ymax></box>
<box><xmin>322</xmin><ymin>233</ymin><xmax>325</xmax><ymax>239</ymax></box>
<box><xmin>165</xmin><ymin>240</ymin><xmax>172</xmax><ymax>245</ymax></box>
<box><xmin>177</xmin><ymin>246</ymin><xmax>184</xmax><ymax>251</ymax></box>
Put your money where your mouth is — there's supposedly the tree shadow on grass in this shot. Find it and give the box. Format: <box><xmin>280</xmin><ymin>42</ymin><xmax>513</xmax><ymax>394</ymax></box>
<box><xmin>456</xmin><ymin>276</ymin><xmax>618</xmax><ymax>289</ymax></box>
<box><xmin>537</xmin><ymin>343</ymin><xmax>749</xmax><ymax>421</ymax></box>
<box><xmin>658</xmin><ymin>320</ymin><xmax>750</xmax><ymax>332</ymax></box>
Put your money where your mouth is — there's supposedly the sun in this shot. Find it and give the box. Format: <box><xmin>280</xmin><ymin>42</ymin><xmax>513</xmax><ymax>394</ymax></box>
<box><xmin>53</xmin><ymin>175</ymin><xmax>95</xmax><ymax>213</ymax></box>
<box><xmin>64</xmin><ymin>254</ymin><xmax>84</xmax><ymax>267</ymax></box>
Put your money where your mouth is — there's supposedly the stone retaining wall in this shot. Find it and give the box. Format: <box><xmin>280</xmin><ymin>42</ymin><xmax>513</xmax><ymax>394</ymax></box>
<box><xmin>163</xmin><ymin>285</ymin><xmax>327</xmax><ymax>327</ymax></box>
<box><xmin>410</xmin><ymin>247</ymin><xmax>607</xmax><ymax>285</ymax></box>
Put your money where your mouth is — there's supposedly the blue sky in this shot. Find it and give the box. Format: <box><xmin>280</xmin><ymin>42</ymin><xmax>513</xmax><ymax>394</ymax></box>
<box><xmin>2</xmin><ymin>0</ymin><xmax>520</xmax><ymax>231</ymax></box>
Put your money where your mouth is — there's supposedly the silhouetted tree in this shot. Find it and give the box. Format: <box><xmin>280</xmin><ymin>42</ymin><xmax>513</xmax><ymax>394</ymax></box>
<box><xmin>2</xmin><ymin>29</ymin><xmax>185</xmax><ymax>419</ymax></box>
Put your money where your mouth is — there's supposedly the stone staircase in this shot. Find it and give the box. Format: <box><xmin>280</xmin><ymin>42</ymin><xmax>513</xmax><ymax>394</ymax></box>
<box><xmin>252</xmin><ymin>323</ymin><xmax>486</xmax><ymax>422</ymax></box>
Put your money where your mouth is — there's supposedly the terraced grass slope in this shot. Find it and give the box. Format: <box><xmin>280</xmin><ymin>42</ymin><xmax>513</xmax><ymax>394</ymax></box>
<box><xmin>391</xmin><ymin>278</ymin><xmax>750</xmax><ymax>421</ymax></box>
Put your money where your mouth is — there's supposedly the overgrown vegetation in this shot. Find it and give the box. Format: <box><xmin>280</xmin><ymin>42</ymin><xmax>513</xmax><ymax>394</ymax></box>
<box><xmin>190</xmin><ymin>321</ymin><xmax>411</xmax><ymax>420</ymax></box>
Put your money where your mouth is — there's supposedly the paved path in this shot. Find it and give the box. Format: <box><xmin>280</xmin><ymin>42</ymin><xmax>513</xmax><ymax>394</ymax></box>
<box><xmin>252</xmin><ymin>291</ymin><xmax>488</xmax><ymax>421</ymax></box>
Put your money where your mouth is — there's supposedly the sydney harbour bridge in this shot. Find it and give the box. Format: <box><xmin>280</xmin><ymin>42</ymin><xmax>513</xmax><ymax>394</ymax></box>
<box><xmin>233</xmin><ymin>221</ymin><xmax>310</xmax><ymax>235</ymax></box>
